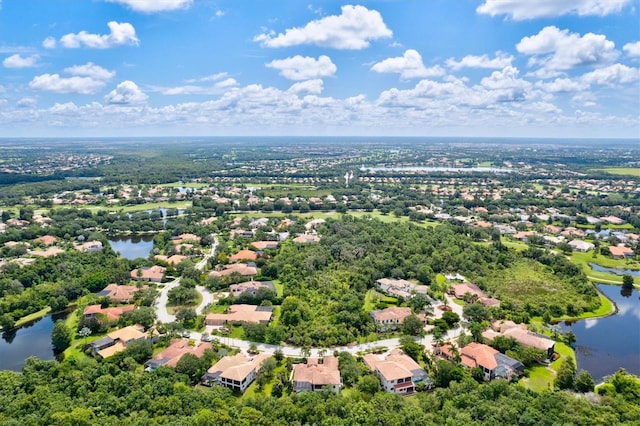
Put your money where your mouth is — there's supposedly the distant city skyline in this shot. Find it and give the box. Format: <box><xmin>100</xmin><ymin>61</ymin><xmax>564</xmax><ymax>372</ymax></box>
<box><xmin>0</xmin><ymin>0</ymin><xmax>638</xmax><ymax>138</ymax></box>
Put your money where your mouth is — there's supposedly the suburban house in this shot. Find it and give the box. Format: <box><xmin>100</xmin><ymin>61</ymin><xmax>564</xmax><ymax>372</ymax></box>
<box><xmin>83</xmin><ymin>304</ymin><xmax>135</xmax><ymax>322</ymax></box>
<box><xmin>483</xmin><ymin>320</ymin><xmax>556</xmax><ymax>361</ymax></box>
<box><xmin>229</xmin><ymin>250</ymin><xmax>258</xmax><ymax>262</ymax></box>
<box><xmin>205</xmin><ymin>304</ymin><xmax>273</xmax><ymax>326</ymax></box>
<box><xmin>144</xmin><ymin>339</ymin><xmax>213</xmax><ymax>371</ymax></box>
<box><xmin>209</xmin><ymin>263</ymin><xmax>258</xmax><ymax>278</ymax></box>
<box><xmin>88</xmin><ymin>324</ymin><xmax>148</xmax><ymax>358</ymax></box>
<box><xmin>75</xmin><ymin>241</ymin><xmax>103</xmax><ymax>253</ymax></box>
<box><xmin>293</xmin><ymin>234</ymin><xmax>321</xmax><ymax>244</ymax></box>
<box><xmin>230</xmin><ymin>281</ymin><xmax>275</xmax><ymax>298</ymax></box>
<box><xmin>568</xmin><ymin>239</ymin><xmax>595</xmax><ymax>252</ymax></box>
<box><xmin>172</xmin><ymin>233</ymin><xmax>201</xmax><ymax>244</ymax></box>
<box><xmin>292</xmin><ymin>356</ymin><xmax>342</xmax><ymax>393</ymax></box>
<box><xmin>30</xmin><ymin>247</ymin><xmax>65</xmax><ymax>258</ymax></box>
<box><xmin>250</xmin><ymin>241</ymin><xmax>279</xmax><ymax>250</ymax></box>
<box><xmin>440</xmin><ymin>342</ymin><xmax>524</xmax><ymax>381</ymax></box>
<box><xmin>154</xmin><ymin>254</ymin><xmax>188</xmax><ymax>265</ymax></box>
<box><xmin>130</xmin><ymin>265</ymin><xmax>166</xmax><ymax>283</ymax></box>
<box><xmin>512</xmin><ymin>231</ymin><xmax>536</xmax><ymax>242</ymax></box>
<box><xmin>201</xmin><ymin>352</ymin><xmax>272</xmax><ymax>392</ymax></box>
<box><xmin>370</xmin><ymin>307</ymin><xmax>413</xmax><ymax>331</ymax></box>
<box><xmin>34</xmin><ymin>235</ymin><xmax>58</xmax><ymax>246</ymax></box>
<box><xmin>97</xmin><ymin>283</ymin><xmax>148</xmax><ymax>302</ymax></box>
<box><xmin>609</xmin><ymin>245</ymin><xmax>635</xmax><ymax>259</ymax></box>
<box><xmin>451</xmin><ymin>283</ymin><xmax>500</xmax><ymax>307</ymax></box>
<box><xmin>376</xmin><ymin>278</ymin><xmax>428</xmax><ymax>300</ymax></box>
<box><xmin>363</xmin><ymin>349</ymin><xmax>430</xmax><ymax>395</ymax></box>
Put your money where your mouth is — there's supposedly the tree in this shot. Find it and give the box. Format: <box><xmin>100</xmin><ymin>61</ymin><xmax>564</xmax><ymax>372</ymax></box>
<box><xmin>51</xmin><ymin>320</ymin><xmax>71</xmax><ymax>352</ymax></box>
<box><xmin>622</xmin><ymin>274</ymin><xmax>634</xmax><ymax>291</ymax></box>
<box><xmin>357</xmin><ymin>374</ymin><xmax>381</xmax><ymax>395</ymax></box>
<box><xmin>555</xmin><ymin>357</ymin><xmax>576</xmax><ymax>390</ymax></box>
<box><xmin>124</xmin><ymin>340</ymin><xmax>153</xmax><ymax>363</ymax></box>
<box><xmin>78</xmin><ymin>326</ymin><xmax>92</xmax><ymax>345</ymax></box>
<box><xmin>441</xmin><ymin>310</ymin><xmax>460</xmax><ymax>328</ymax></box>
<box><xmin>463</xmin><ymin>303</ymin><xmax>490</xmax><ymax>323</ymax></box>
<box><xmin>433</xmin><ymin>359</ymin><xmax>465</xmax><ymax>388</ymax></box>
<box><xmin>338</xmin><ymin>352</ymin><xmax>361</xmax><ymax>386</ymax></box>
<box><xmin>399</xmin><ymin>335</ymin><xmax>424</xmax><ymax>362</ymax></box>
<box><xmin>0</xmin><ymin>314</ymin><xmax>15</xmax><ymax>331</ymax></box>
<box><xmin>176</xmin><ymin>353</ymin><xmax>206</xmax><ymax>384</ymax></box>
<box><xmin>49</xmin><ymin>295</ymin><xmax>69</xmax><ymax>313</ymax></box>
<box><xmin>575</xmin><ymin>370</ymin><xmax>595</xmax><ymax>393</ymax></box>
<box><xmin>564</xmin><ymin>330</ymin><xmax>576</xmax><ymax>347</ymax></box>
<box><xmin>402</xmin><ymin>314</ymin><xmax>424</xmax><ymax>336</ymax></box>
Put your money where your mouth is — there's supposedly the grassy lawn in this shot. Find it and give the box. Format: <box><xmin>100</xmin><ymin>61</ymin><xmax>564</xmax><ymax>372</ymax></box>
<box><xmin>14</xmin><ymin>307</ymin><xmax>51</xmax><ymax>328</ymax></box>
<box><xmin>592</xmin><ymin>167</ymin><xmax>640</xmax><ymax>177</ymax></box>
<box><xmin>570</xmin><ymin>251</ymin><xmax>639</xmax><ymax>285</ymax></box>
<box><xmin>486</xmin><ymin>259</ymin><xmax>599</xmax><ymax>313</ymax></box>
<box><xmin>452</xmin><ymin>299</ymin><xmax>465</xmax><ymax>306</ymax></box>
<box><xmin>520</xmin><ymin>342</ymin><xmax>575</xmax><ymax>392</ymax></box>
<box><xmin>229</xmin><ymin>326</ymin><xmax>245</xmax><ymax>339</ymax></box>
<box><xmin>273</xmin><ymin>280</ymin><xmax>284</xmax><ymax>297</ymax></box>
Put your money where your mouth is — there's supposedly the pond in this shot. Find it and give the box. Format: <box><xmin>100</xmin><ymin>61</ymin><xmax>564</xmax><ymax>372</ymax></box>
<box><xmin>560</xmin><ymin>284</ymin><xmax>640</xmax><ymax>382</ymax></box>
<box><xmin>108</xmin><ymin>234</ymin><xmax>155</xmax><ymax>260</ymax></box>
<box><xmin>589</xmin><ymin>263</ymin><xmax>640</xmax><ymax>277</ymax></box>
<box><xmin>0</xmin><ymin>312</ymin><xmax>68</xmax><ymax>372</ymax></box>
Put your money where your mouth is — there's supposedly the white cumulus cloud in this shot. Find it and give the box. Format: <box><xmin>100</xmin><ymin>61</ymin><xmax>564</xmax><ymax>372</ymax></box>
<box><xmin>446</xmin><ymin>53</ymin><xmax>513</xmax><ymax>70</ymax></box>
<box><xmin>623</xmin><ymin>41</ymin><xmax>640</xmax><ymax>57</ymax></box>
<box><xmin>29</xmin><ymin>74</ymin><xmax>106</xmax><ymax>94</ymax></box>
<box><xmin>477</xmin><ymin>0</ymin><xmax>632</xmax><ymax>20</ymax></box>
<box><xmin>517</xmin><ymin>26</ymin><xmax>618</xmax><ymax>75</ymax></box>
<box><xmin>536</xmin><ymin>77</ymin><xmax>588</xmax><ymax>93</ymax></box>
<box><xmin>3</xmin><ymin>54</ymin><xmax>39</xmax><ymax>68</ymax></box>
<box><xmin>60</xmin><ymin>21</ymin><xmax>138</xmax><ymax>49</ymax></box>
<box><xmin>105</xmin><ymin>80</ymin><xmax>148</xmax><ymax>104</ymax></box>
<box><xmin>254</xmin><ymin>5</ymin><xmax>392</xmax><ymax>49</ymax></box>
<box><xmin>288</xmin><ymin>79</ymin><xmax>324</xmax><ymax>94</ymax></box>
<box><xmin>105</xmin><ymin>0</ymin><xmax>192</xmax><ymax>13</ymax></box>
<box><xmin>581</xmin><ymin>64</ymin><xmax>640</xmax><ymax>86</ymax></box>
<box><xmin>42</xmin><ymin>37</ymin><xmax>57</xmax><ymax>49</ymax></box>
<box><xmin>64</xmin><ymin>62</ymin><xmax>115</xmax><ymax>80</ymax></box>
<box><xmin>266</xmin><ymin>55</ymin><xmax>337</xmax><ymax>81</ymax></box>
<box><xmin>371</xmin><ymin>49</ymin><xmax>445</xmax><ymax>80</ymax></box>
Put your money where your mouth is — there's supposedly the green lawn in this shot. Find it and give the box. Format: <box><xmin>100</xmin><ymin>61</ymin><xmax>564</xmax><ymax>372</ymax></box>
<box><xmin>592</xmin><ymin>167</ymin><xmax>640</xmax><ymax>177</ymax></box>
<box><xmin>570</xmin><ymin>251</ymin><xmax>639</xmax><ymax>285</ymax></box>
<box><xmin>14</xmin><ymin>307</ymin><xmax>51</xmax><ymax>328</ymax></box>
<box><xmin>273</xmin><ymin>280</ymin><xmax>284</xmax><ymax>297</ymax></box>
<box><xmin>520</xmin><ymin>342</ymin><xmax>575</xmax><ymax>392</ymax></box>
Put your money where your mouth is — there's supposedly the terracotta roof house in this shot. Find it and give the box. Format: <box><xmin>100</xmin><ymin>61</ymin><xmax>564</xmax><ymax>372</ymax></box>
<box><xmin>97</xmin><ymin>284</ymin><xmax>148</xmax><ymax>302</ymax></box>
<box><xmin>202</xmin><ymin>352</ymin><xmax>272</xmax><ymax>393</ymax></box>
<box><xmin>230</xmin><ymin>281</ymin><xmax>275</xmax><ymax>298</ymax></box>
<box><xmin>83</xmin><ymin>304</ymin><xmax>136</xmax><ymax>322</ymax></box>
<box><xmin>292</xmin><ymin>357</ymin><xmax>342</xmax><ymax>393</ymax></box>
<box><xmin>601</xmin><ymin>216</ymin><xmax>625</xmax><ymax>225</ymax></box>
<box><xmin>30</xmin><ymin>247</ymin><xmax>65</xmax><ymax>258</ymax></box>
<box><xmin>250</xmin><ymin>241</ymin><xmax>279</xmax><ymax>250</ymax></box>
<box><xmin>441</xmin><ymin>343</ymin><xmax>524</xmax><ymax>381</ymax></box>
<box><xmin>34</xmin><ymin>235</ymin><xmax>58</xmax><ymax>246</ymax></box>
<box><xmin>609</xmin><ymin>245</ymin><xmax>635</xmax><ymax>259</ymax></box>
<box><xmin>89</xmin><ymin>324</ymin><xmax>148</xmax><ymax>358</ymax></box>
<box><xmin>205</xmin><ymin>304</ymin><xmax>273</xmax><ymax>326</ymax></box>
<box><xmin>209</xmin><ymin>263</ymin><xmax>258</xmax><ymax>278</ymax></box>
<box><xmin>483</xmin><ymin>322</ymin><xmax>555</xmax><ymax>361</ymax></box>
<box><xmin>293</xmin><ymin>234</ymin><xmax>321</xmax><ymax>244</ymax></box>
<box><xmin>131</xmin><ymin>265</ymin><xmax>166</xmax><ymax>283</ymax></box>
<box><xmin>145</xmin><ymin>339</ymin><xmax>213</xmax><ymax>371</ymax></box>
<box><xmin>154</xmin><ymin>254</ymin><xmax>188</xmax><ymax>265</ymax></box>
<box><xmin>451</xmin><ymin>283</ymin><xmax>500</xmax><ymax>307</ymax></box>
<box><xmin>173</xmin><ymin>233</ymin><xmax>201</xmax><ymax>244</ymax></box>
<box><xmin>370</xmin><ymin>307</ymin><xmax>413</xmax><ymax>331</ymax></box>
<box><xmin>363</xmin><ymin>349</ymin><xmax>430</xmax><ymax>394</ymax></box>
<box><xmin>229</xmin><ymin>250</ymin><xmax>258</xmax><ymax>262</ymax></box>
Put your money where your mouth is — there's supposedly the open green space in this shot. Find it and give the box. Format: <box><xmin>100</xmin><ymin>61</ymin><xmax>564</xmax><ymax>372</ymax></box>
<box><xmin>273</xmin><ymin>280</ymin><xmax>284</xmax><ymax>297</ymax></box>
<box><xmin>520</xmin><ymin>342</ymin><xmax>575</xmax><ymax>392</ymax></box>
<box><xmin>554</xmin><ymin>290</ymin><xmax>614</xmax><ymax>321</ymax></box>
<box><xmin>592</xmin><ymin>167</ymin><xmax>640</xmax><ymax>177</ymax></box>
<box><xmin>570</xmin><ymin>251</ymin><xmax>639</xmax><ymax>285</ymax></box>
<box><xmin>14</xmin><ymin>306</ymin><xmax>51</xmax><ymax>328</ymax></box>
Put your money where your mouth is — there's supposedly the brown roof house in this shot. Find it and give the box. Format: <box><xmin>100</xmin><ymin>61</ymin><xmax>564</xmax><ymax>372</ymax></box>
<box><xmin>370</xmin><ymin>307</ymin><xmax>413</xmax><ymax>331</ymax></box>
<box><xmin>363</xmin><ymin>349</ymin><xmax>431</xmax><ymax>394</ymax></box>
<box><xmin>97</xmin><ymin>284</ymin><xmax>148</xmax><ymax>302</ymax></box>
<box><xmin>440</xmin><ymin>343</ymin><xmax>524</xmax><ymax>381</ymax></box>
<box><xmin>250</xmin><ymin>241</ymin><xmax>279</xmax><ymax>250</ymax></box>
<box><xmin>88</xmin><ymin>324</ymin><xmax>148</xmax><ymax>358</ymax></box>
<box><xmin>451</xmin><ymin>283</ymin><xmax>500</xmax><ymax>307</ymax></box>
<box><xmin>131</xmin><ymin>265</ymin><xmax>166</xmax><ymax>283</ymax></box>
<box><xmin>145</xmin><ymin>339</ymin><xmax>213</xmax><ymax>371</ymax></box>
<box><xmin>229</xmin><ymin>250</ymin><xmax>258</xmax><ymax>262</ymax></box>
<box><xmin>609</xmin><ymin>245</ymin><xmax>635</xmax><ymax>259</ymax></box>
<box><xmin>205</xmin><ymin>304</ymin><xmax>273</xmax><ymax>326</ymax></box>
<box><xmin>201</xmin><ymin>352</ymin><xmax>272</xmax><ymax>392</ymax></box>
<box><xmin>230</xmin><ymin>281</ymin><xmax>275</xmax><ymax>298</ymax></box>
<box><xmin>292</xmin><ymin>357</ymin><xmax>342</xmax><ymax>393</ymax></box>
<box><xmin>483</xmin><ymin>321</ymin><xmax>555</xmax><ymax>361</ymax></box>
<box><xmin>209</xmin><ymin>263</ymin><xmax>258</xmax><ymax>278</ymax></box>
<box><xmin>83</xmin><ymin>304</ymin><xmax>135</xmax><ymax>323</ymax></box>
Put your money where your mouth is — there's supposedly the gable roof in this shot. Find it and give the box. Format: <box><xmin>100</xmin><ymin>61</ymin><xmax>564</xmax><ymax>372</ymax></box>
<box><xmin>370</xmin><ymin>306</ymin><xmax>412</xmax><ymax>323</ymax></box>
<box><xmin>151</xmin><ymin>339</ymin><xmax>213</xmax><ymax>368</ymax></box>
<box><xmin>293</xmin><ymin>356</ymin><xmax>341</xmax><ymax>390</ymax></box>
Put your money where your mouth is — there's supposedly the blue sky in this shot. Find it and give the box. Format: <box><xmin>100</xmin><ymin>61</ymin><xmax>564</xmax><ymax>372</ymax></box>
<box><xmin>0</xmin><ymin>0</ymin><xmax>638</xmax><ymax>138</ymax></box>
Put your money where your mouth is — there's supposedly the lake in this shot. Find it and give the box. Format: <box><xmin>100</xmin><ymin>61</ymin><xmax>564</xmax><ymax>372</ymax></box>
<box><xmin>108</xmin><ymin>234</ymin><xmax>155</xmax><ymax>260</ymax></box>
<box><xmin>0</xmin><ymin>312</ymin><xmax>67</xmax><ymax>372</ymax></box>
<box><xmin>560</xmin><ymin>284</ymin><xmax>640</xmax><ymax>382</ymax></box>
<box><xmin>589</xmin><ymin>263</ymin><xmax>640</xmax><ymax>277</ymax></box>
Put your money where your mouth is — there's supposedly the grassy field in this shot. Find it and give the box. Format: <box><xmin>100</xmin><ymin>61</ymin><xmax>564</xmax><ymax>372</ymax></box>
<box><xmin>363</xmin><ymin>289</ymin><xmax>399</xmax><ymax>311</ymax></box>
<box><xmin>14</xmin><ymin>307</ymin><xmax>51</xmax><ymax>328</ymax></box>
<box><xmin>592</xmin><ymin>167</ymin><xmax>640</xmax><ymax>177</ymax></box>
<box><xmin>520</xmin><ymin>342</ymin><xmax>575</xmax><ymax>392</ymax></box>
<box><xmin>486</xmin><ymin>259</ymin><xmax>600</xmax><ymax>313</ymax></box>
